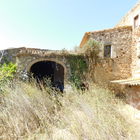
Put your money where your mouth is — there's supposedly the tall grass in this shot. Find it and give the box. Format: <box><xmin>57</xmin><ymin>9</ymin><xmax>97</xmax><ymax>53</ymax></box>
<box><xmin>0</xmin><ymin>81</ymin><xmax>139</xmax><ymax>140</ymax></box>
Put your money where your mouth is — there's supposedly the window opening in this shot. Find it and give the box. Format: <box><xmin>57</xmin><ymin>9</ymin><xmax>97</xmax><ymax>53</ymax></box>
<box><xmin>104</xmin><ymin>45</ymin><xmax>111</xmax><ymax>58</ymax></box>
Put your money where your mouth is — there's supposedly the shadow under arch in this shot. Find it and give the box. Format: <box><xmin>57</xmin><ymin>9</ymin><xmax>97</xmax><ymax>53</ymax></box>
<box><xmin>28</xmin><ymin>59</ymin><xmax>66</xmax><ymax>92</ymax></box>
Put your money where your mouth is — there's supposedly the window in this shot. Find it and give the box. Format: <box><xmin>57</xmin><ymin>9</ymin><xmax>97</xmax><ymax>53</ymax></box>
<box><xmin>104</xmin><ymin>45</ymin><xmax>111</xmax><ymax>58</ymax></box>
<box><xmin>134</xmin><ymin>15</ymin><xmax>139</xmax><ymax>28</ymax></box>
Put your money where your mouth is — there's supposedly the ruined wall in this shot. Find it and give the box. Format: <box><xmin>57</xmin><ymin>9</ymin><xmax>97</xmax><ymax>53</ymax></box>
<box><xmin>125</xmin><ymin>85</ymin><xmax>140</xmax><ymax>109</ymax></box>
<box><xmin>16</xmin><ymin>49</ymin><xmax>71</xmax><ymax>83</ymax></box>
<box><xmin>116</xmin><ymin>2</ymin><xmax>140</xmax><ymax>27</ymax></box>
<box><xmin>1</xmin><ymin>47</ymin><xmax>89</xmax><ymax>89</ymax></box>
<box><xmin>88</xmin><ymin>26</ymin><xmax>132</xmax><ymax>86</ymax></box>
<box><xmin>0</xmin><ymin>47</ymin><xmax>72</xmax><ymax>84</ymax></box>
<box><xmin>0</xmin><ymin>48</ymin><xmax>22</xmax><ymax>63</ymax></box>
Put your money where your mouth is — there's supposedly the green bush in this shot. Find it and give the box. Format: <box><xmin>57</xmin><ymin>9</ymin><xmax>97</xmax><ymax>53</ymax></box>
<box><xmin>0</xmin><ymin>62</ymin><xmax>17</xmax><ymax>85</ymax></box>
<box><xmin>68</xmin><ymin>55</ymin><xmax>88</xmax><ymax>88</ymax></box>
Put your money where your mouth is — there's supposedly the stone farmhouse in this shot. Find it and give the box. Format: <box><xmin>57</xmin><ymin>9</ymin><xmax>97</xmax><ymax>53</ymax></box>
<box><xmin>79</xmin><ymin>1</ymin><xmax>140</xmax><ymax>108</ymax></box>
<box><xmin>1</xmin><ymin>1</ymin><xmax>140</xmax><ymax>108</ymax></box>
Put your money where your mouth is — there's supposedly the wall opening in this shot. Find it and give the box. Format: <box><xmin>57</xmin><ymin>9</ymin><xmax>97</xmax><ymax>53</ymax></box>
<box><xmin>30</xmin><ymin>61</ymin><xmax>64</xmax><ymax>92</ymax></box>
<box><xmin>134</xmin><ymin>15</ymin><xmax>139</xmax><ymax>28</ymax></box>
<box><xmin>104</xmin><ymin>45</ymin><xmax>111</xmax><ymax>58</ymax></box>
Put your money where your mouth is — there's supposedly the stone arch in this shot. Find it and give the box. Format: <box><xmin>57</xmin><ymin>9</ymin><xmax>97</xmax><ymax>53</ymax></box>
<box><xmin>27</xmin><ymin>58</ymin><xmax>67</xmax><ymax>92</ymax></box>
<box><xmin>27</xmin><ymin>58</ymin><xmax>67</xmax><ymax>73</ymax></box>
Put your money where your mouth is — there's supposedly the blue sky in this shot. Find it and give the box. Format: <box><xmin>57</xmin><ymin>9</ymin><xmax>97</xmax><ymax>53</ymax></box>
<box><xmin>0</xmin><ymin>0</ymin><xmax>138</xmax><ymax>50</ymax></box>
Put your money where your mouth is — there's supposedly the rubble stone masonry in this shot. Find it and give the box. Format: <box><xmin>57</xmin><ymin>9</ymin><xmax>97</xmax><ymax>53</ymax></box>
<box><xmin>87</xmin><ymin>26</ymin><xmax>132</xmax><ymax>86</ymax></box>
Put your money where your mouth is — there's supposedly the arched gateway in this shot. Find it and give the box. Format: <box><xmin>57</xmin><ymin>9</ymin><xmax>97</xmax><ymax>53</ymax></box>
<box><xmin>30</xmin><ymin>60</ymin><xmax>64</xmax><ymax>91</ymax></box>
<box><xmin>13</xmin><ymin>48</ymin><xmax>71</xmax><ymax>91</ymax></box>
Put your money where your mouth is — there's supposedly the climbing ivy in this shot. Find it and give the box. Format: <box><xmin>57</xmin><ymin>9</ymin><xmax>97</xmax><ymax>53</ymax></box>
<box><xmin>67</xmin><ymin>55</ymin><xmax>88</xmax><ymax>88</ymax></box>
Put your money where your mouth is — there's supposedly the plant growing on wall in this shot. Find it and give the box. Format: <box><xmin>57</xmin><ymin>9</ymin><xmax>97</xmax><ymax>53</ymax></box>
<box><xmin>83</xmin><ymin>38</ymin><xmax>101</xmax><ymax>60</ymax></box>
<box><xmin>81</xmin><ymin>39</ymin><xmax>101</xmax><ymax>80</ymax></box>
<box><xmin>67</xmin><ymin>39</ymin><xmax>101</xmax><ymax>88</ymax></box>
<box><xmin>68</xmin><ymin>55</ymin><xmax>88</xmax><ymax>88</ymax></box>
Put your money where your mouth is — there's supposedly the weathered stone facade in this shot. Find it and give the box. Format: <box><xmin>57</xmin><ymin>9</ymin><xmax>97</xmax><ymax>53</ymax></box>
<box><xmin>0</xmin><ymin>48</ymin><xmax>22</xmax><ymax>63</ymax></box>
<box><xmin>1</xmin><ymin>48</ymin><xmax>75</xmax><ymax>90</ymax></box>
<box><xmin>79</xmin><ymin>1</ymin><xmax>140</xmax><ymax>108</ymax></box>
<box><xmin>1</xmin><ymin>47</ymin><xmax>88</xmax><ymax>91</ymax></box>
<box><xmin>80</xmin><ymin>26</ymin><xmax>132</xmax><ymax>86</ymax></box>
<box><xmin>91</xmin><ymin>26</ymin><xmax>132</xmax><ymax>80</ymax></box>
<box><xmin>16</xmin><ymin>48</ymin><xmax>71</xmax><ymax>82</ymax></box>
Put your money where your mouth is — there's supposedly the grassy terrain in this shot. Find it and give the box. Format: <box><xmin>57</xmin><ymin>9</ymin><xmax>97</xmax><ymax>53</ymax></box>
<box><xmin>0</xmin><ymin>81</ymin><xmax>140</xmax><ymax>140</ymax></box>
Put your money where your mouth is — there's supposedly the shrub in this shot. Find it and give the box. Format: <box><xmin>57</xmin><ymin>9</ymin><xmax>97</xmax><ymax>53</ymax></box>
<box><xmin>0</xmin><ymin>62</ymin><xmax>17</xmax><ymax>86</ymax></box>
<box><xmin>81</xmin><ymin>38</ymin><xmax>101</xmax><ymax>59</ymax></box>
<box><xmin>68</xmin><ymin>55</ymin><xmax>88</xmax><ymax>88</ymax></box>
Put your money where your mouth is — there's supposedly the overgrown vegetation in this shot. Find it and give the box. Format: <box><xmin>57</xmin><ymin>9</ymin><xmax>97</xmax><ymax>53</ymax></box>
<box><xmin>0</xmin><ymin>81</ymin><xmax>139</xmax><ymax>140</ymax></box>
<box><xmin>0</xmin><ymin>62</ymin><xmax>16</xmax><ymax>86</ymax></box>
<box><xmin>69</xmin><ymin>39</ymin><xmax>101</xmax><ymax>86</ymax></box>
<box><xmin>82</xmin><ymin>39</ymin><xmax>101</xmax><ymax>80</ymax></box>
<box><xmin>68</xmin><ymin>55</ymin><xmax>88</xmax><ymax>88</ymax></box>
<box><xmin>0</xmin><ymin>42</ymin><xmax>139</xmax><ymax>139</ymax></box>
<box><xmin>68</xmin><ymin>39</ymin><xmax>101</xmax><ymax>88</ymax></box>
<box><xmin>82</xmin><ymin>38</ymin><xmax>101</xmax><ymax>59</ymax></box>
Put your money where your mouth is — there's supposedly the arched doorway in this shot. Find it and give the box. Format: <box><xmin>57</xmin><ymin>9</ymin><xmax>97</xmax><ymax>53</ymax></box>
<box><xmin>30</xmin><ymin>61</ymin><xmax>64</xmax><ymax>92</ymax></box>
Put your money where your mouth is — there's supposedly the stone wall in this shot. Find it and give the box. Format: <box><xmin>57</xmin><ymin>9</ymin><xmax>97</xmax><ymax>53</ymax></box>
<box><xmin>131</xmin><ymin>27</ymin><xmax>140</xmax><ymax>77</ymax></box>
<box><xmin>16</xmin><ymin>49</ymin><xmax>71</xmax><ymax>84</ymax></box>
<box><xmin>0</xmin><ymin>47</ymin><xmax>89</xmax><ymax>90</ymax></box>
<box><xmin>0</xmin><ymin>48</ymin><xmax>22</xmax><ymax>63</ymax></box>
<box><xmin>125</xmin><ymin>85</ymin><xmax>140</xmax><ymax>109</ymax></box>
<box><xmin>88</xmin><ymin>26</ymin><xmax>132</xmax><ymax>86</ymax></box>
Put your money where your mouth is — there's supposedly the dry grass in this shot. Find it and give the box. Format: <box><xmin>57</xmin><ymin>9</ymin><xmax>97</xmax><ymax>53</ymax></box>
<box><xmin>0</xmin><ymin>81</ymin><xmax>139</xmax><ymax>140</ymax></box>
